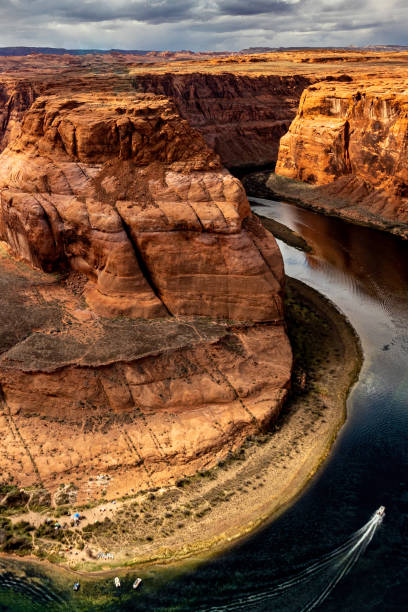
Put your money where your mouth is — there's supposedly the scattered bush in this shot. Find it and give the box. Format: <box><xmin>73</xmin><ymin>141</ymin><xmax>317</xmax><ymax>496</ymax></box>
<box><xmin>2</xmin><ymin>536</ymin><xmax>32</xmax><ymax>555</ymax></box>
<box><xmin>14</xmin><ymin>520</ymin><xmax>35</xmax><ymax>534</ymax></box>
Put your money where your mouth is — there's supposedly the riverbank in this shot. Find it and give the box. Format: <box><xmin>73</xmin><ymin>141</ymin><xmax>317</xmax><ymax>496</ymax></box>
<box><xmin>244</xmin><ymin>172</ymin><xmax>408</xmax><ymax>240</ymax></box>
<box><xmin>253</xmin><ymin>208</ymin><xmax>312</xmax><ymax>252</ymax></box>
<box><xmin>0</xmin><ymin>275</ymin><xmax>362</xmax><ymax>576</ymax></box>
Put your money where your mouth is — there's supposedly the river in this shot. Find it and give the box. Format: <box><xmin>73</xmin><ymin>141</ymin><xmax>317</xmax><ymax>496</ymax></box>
<box><xmin>1</xmin><ymin>197</ymin><xmax>408</xmax><ymax>610</ymax></box>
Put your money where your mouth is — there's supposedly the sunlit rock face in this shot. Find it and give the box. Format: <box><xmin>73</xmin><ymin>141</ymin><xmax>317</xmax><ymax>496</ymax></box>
<box><xmin>0</xmin><ymin>82</ymin><xmax>291</xmax><ymax>497</ymax></box>
<box><xmin>276</xmin><ymin>80</ymin><xmax>408</xmax><ymax>227</ymax></box>
<box><xmin>0</xmin><ymin>93</ymin><xmax>285</xmax><ymax>322</ymax></box>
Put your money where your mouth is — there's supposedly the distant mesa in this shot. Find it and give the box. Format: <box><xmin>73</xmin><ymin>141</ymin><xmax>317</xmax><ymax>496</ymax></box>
<box><xmin>0</xmin><ymin>46</ymin><xmax>152</xmax><ymax>56</ymax></box>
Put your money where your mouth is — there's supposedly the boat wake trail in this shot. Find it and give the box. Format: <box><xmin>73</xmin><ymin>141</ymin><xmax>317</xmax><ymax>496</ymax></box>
<box><xmin>0</xmin><ymin>562</ymin><xmax>66</xmax><ymax>609</ymax></box>
<box><xmin>202</xmin><ymin>507</ymin><xmax>385</xmax><ymax>612</ymax></box>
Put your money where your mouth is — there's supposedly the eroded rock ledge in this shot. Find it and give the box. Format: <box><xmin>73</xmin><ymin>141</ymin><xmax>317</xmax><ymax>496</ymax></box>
<box><xmin>0</xmin><ymin>93</ymin><xmax>285</xmax><ymax>321</ymax></box>
<box><xmin>0</xmin><ymin>88</ymin><xmax>291</xmax><ymax>500</ymax></box>
<box><xmin>272</xmin><ymin>80</ymin><xmax>408</xmax><ymax>237</ymax></box>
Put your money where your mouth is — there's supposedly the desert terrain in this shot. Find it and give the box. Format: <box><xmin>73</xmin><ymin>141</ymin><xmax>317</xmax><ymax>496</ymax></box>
<box><xmin>0</xmin><ymin>48</ymin><xmax>405</xmax><ymax>567</ymax></box>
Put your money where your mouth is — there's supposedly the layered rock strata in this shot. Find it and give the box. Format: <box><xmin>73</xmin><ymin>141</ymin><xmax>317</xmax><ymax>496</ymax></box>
<box><xmin>0</xmin><ymin>250</ymin><xmax>291</xmax><ymax>497</ymax></box>
<box><xmin>0</xmin><ymin>93</ymin><xmax>284</xmax><ymax>322</ymax></box>
<box><xmin>0</xmin><ymin>89</ymin><xmax>291</xmax><ymax>499</ymax></box>
<box><xmin>275</xmin><ymin>80</ymin><xmax>408</xmax><ymax>235</ymax></box>
<box><xmin>0</xmin><ymin>80</ymin><xmax>40</xmax><ymax>151</ymax></box>
<box><xmin>134</xmin><ymin>73</ymin><xmax>311</xmax><ymax>168</ymax></box>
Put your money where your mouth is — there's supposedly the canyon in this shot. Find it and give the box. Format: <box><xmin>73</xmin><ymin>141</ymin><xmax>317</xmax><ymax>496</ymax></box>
<box><xmin>0</xmin><ymin>55</ymin><xmax>291</xmax><ymax>503</ymax></box>
<box><xmin>133</xmin><ymin>72</ymin><xmax>311</xmax><ymax>168</ymax></box>
<box><xmin>271</xmin><ymin>79</ymin><xmax>408</xmax><ymax>236</ymax></box>
<box><xmin>132</xmin><ymin>52</ymin><xmax>408</xmax><ymax>236</ymax></box>
<box><xmin>0</xmin><ymin>49</ymin><xmax>408</xmax><ymax>509</ymax></box>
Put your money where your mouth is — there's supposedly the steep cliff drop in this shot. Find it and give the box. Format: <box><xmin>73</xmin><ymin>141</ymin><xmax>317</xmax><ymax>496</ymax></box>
<box><xmin>0</xmin><ymin>89</ymin><xmax>291</xmax><ymax>501</ymax></box>
<box><xmin>253</xmin><ymin>80</ymin><xmax>408</xmax><ymax>238</ymax></box>
<box><xmin>133</xmin><ymin>73</ymin><xmax>311</xmax><ymax>169</ymax></box>
<box><xmin>135</xmin><ymin>71</ymin><xmax>408</xmax><ymax>238</ymax></box>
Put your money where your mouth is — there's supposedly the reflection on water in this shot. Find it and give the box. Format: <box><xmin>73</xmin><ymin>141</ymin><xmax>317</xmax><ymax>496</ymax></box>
<box><xmin>1</xmin><ymin>198</ymin><xmax>408</xmax><ymax>610</ymax></box>
<box><xmin>251</xmin><ymin>195</ymin><xmax>408</xmax><ymax>306</ymax></box>
<box><xmin>251</xmin><ymin>196</ymin><xmax>408</xmax><ymax>360</ymax></box>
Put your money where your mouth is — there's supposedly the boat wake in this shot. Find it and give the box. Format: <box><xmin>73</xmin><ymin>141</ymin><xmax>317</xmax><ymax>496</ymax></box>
<box><xmin>0</xmin><ymin>562</ymin><xmax>66</xmax><ymax>609</ymax></box>
<box><xmin>202</xmin><ymin>507</ymin><xmax>385</xmax><ymax>612</ymax></box>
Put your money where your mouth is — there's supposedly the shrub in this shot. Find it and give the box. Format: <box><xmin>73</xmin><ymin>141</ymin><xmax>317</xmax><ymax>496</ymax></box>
<box><xmin>2</xmin><ymin>536</ymin><xmax>32</xmax><ymax>555</ymax></box>
<box><xmin>14</xmin><ymin>520</ymin><xmax>35</xmax><ymax>534</ymax></box>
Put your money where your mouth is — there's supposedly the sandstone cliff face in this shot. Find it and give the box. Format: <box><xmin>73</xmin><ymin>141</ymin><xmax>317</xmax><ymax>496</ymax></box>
<box><xmin>0</xmin><ymin>84</ymin><xmax>291</xmax><ymax>497</ymax></box>
<box><xmin>0</xmin><ymin>254</ymin><xmax>291</xmax><ymax>495</ymax></box>
<box><xmin>134</xmin><ymin>73</ymin><xmax>311</xmax><ymax>168</ymax></box>
<box><xmin>275</xmin><ymin>80</ymin><xmax>408</xmax><ymax>229</ymax></box>
<box><xmin>0</xmin><ymin>80</ymin><xmax>40</xmax><ymax>151</ymax></box>
<box><xmin>0</xmin><ymin>93</ymin><xmax>284</xmax><ymax>321</ymax></box>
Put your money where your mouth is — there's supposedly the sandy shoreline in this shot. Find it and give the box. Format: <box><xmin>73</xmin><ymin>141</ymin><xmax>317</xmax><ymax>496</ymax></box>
<box><xmin>0</xmin><ymin>275</ymin><xmax>362</xmax><ymax>578</ymax></box>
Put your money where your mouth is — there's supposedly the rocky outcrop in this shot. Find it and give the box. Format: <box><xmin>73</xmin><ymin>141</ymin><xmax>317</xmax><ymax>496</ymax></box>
<box><xmin>0</xmin><ymin>82</ymin><xmax>291</xmax><ymax>498</ymax></box>
<box><xmin>134</xmin><ymin>73</ymin><xmax>311</xmax><ymax>168</ymax></box>
<box><xmin>0</xmin><ymin>80</ymin><xmax>40</xmax><ymax>151</ymax></box>
<box><xmin>0</xmin><ymin>93</ymin><xmax>284</xmax><ymax>321</ymax></box>
<box><xmin>275</xmin><ymin>80</ymin><xmax>408</xmax><ymax>234</ymax></box>
<box><xmin>0</xmin><ymin>248</ymin><xmax>291</xmax><ymax>497</ymax></box>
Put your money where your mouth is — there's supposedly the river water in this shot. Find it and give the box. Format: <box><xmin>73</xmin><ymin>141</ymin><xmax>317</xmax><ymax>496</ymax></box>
<box><xmin>1</xmin><ymin>198</ymin><xmax>408</xmax><ymax>610</ymax></box>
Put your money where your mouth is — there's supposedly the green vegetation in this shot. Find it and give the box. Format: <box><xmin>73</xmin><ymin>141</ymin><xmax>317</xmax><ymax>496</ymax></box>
<box><xmin>54</xmin><ymin>505</ymin><xmax>70</xmax><ymax>518</ymax></box>
<box><xmin>0</xmin><ymin>517</ymin><xmax>32</xmax><ymax>556</ymax></box>
<box><xmin>285</xmin><ymin>284</ymin><xmax>329</xmax><ymax>396</ymax></box>
<box><xmin>0</xmin><ymin>485</ymin><xmax>30</xmax><ymax>515</ymax></box>
<box><xmin>0</xmin><ymin>483</ymin><xmax>51</xmax><ymax>516</ymax></box>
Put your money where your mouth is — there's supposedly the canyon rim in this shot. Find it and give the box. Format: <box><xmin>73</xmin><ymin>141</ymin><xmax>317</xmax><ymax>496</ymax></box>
<box><xmin>0</xmin><ymin>46</ymin><xmax>407</xmax><ymax>580</ymax></box>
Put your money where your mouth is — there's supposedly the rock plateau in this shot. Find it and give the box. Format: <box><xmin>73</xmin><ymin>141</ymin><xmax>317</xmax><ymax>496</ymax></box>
<box><xmin>0</xmin><ymin>58</ymin><xmax>291</xmax><ymax>501</ymax></box>
<box><xmin>274</xmin><ymin>80</ymin><xmax>408</xmax><ymax>235</ymax></box>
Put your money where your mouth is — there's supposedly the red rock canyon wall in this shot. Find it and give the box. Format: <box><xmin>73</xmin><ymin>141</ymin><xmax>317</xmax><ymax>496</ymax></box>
<box><xmin>134</xmin><ymin>73</ymin><xmax>311</xmax><ymax>168</ymax></box>
<box><xmin>0</xmin><ymin>73</ymin><xmax>291</xmax><ymax>496</ymax></box>
<box><xmin>275</xmin><ymin>80</ymin><xmax>408</xmax><ymax>230</ymax></box>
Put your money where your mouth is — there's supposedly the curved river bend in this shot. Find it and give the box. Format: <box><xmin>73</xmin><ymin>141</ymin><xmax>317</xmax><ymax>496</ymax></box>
<box><xmin>1</xmin><ymin>198</ymin><xmax>408</xmax><ymax>610</ymax></box>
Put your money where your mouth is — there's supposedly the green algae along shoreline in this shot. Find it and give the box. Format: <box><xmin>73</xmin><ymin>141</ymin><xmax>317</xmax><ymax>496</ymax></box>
<box><xmin>0</xmin><ymin>274</ymin><xmax>362</xmax><ymax>582</ymax></box>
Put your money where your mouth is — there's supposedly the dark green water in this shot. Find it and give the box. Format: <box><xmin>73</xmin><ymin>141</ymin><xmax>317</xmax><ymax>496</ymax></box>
<box><xmin>1</xmin><ymin>198</ymin><xmax>408</xmax><ymax>610</ymax></box>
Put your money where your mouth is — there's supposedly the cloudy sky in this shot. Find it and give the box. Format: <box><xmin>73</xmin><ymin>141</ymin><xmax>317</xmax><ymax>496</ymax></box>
<box><xmin>0</xmin><ymin>0</ymin><xmax>407</xmax><ymax>51</ymax></box>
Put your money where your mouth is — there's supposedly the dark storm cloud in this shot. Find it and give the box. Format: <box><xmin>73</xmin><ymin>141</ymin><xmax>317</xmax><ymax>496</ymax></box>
<box><xmin>0</xmin><ymin>1</ymin><xmax>197</xmax><ymax>25</ymax></box>
<box><xmin>0</xmin><ymin>0</ymin><xmax>406</xmax><ymax>50</ymax></box>
<box><xmin>320</xmin><ymin>0</ymin><xmax>369</xmax><ymax>12</ymax></box>
<box><xmin>215</xmin><ymin>1</ymin><xmax>300</xmax><ymax>17</ymax></box>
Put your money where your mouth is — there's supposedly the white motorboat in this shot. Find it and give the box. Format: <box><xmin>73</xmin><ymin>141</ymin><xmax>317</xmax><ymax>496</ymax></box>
<box><xmin>376</xmin><ymin>505</ymin><xmax>385</xmax><ymax>518</ymax></box>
